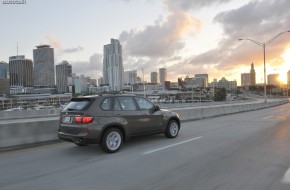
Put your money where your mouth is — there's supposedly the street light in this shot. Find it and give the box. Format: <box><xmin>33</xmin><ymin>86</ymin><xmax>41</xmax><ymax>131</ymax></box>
<box><xmin>239</xmin><ymin>30</ymin><xmax>290</xmax><ymax>103</ymax></box>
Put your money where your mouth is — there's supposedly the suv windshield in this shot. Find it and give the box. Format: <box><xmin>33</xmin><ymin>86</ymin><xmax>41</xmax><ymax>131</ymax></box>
<box><xmin>63</xmin><ymin>98</ymin><xmax>91</xmax><ymax>111</ymax></box>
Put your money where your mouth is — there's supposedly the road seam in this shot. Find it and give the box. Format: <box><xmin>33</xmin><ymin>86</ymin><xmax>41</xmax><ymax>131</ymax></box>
<box><xmin>262</xmin><ymin>116</ymin><xmax>273</xmax><ymax>120</ymax></box>
<box><xmin>142</xmin><ymin>136</ymin><xmax>203</xmax><ymax>155</ymax></box>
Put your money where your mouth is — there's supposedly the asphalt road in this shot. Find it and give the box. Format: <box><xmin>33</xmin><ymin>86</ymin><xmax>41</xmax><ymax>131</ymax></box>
<box><xmin>1</xmin><ymin>103</ymin><xmax>290</xmax><ymax>190</ymax></box>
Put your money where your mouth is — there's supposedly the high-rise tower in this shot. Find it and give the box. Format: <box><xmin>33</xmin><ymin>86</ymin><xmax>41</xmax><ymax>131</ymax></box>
<box><xmin>56</xmin><ymin>61</ymin><xmax>72</xmax><ymax>94</ymax></box>
<box><xmin>103</xmin><ymin>39</ymin><xmax>124</xmax><ymax>91</ymax></box>
<box><xmin>0</xmin><ymin>61</ymin><xmax>10</xmax><ymax>95</ymax></box>
<box><xmin>9</xmin><ymin>55</ymin><xmax>33</xmax><ymax>94</ymax></box>
<box><xmin>33</xmin><ymin>45</ymin><xmax>55</xmax><ymax>89</ymax></box>
<box><xmin>159</xmin><ymin>68</ymin><xmax>167</xmax><ymax>89</ymax></box>
<box><xmin>151</xmin><ymin>72</ymin><xmax>158</xmax><ymax>84</ymax></box>
<box><xmin>0</xmin><ymin>61</ymin><xmax>9</xmax><ymax>79</ymax></box>
<box><xmin>250</xmin><ymin>63</ymin><xmax>256</xmax><ymax>86</ymax></box>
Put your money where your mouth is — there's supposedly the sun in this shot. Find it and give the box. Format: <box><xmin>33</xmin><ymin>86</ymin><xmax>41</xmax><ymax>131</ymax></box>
<box><xmin>278</xmin><ymin>74</ymin><xmax>287</xmax><ymax>83</ymax></box>
<box><xmin>277</xmin><ymin>48</ymin><xmax>290</xmax><ymax>84</ymax></box>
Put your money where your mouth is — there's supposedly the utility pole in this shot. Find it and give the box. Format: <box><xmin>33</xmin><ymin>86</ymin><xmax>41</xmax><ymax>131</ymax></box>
<box><xmin>142</xmin><ymin>68</ymin><xmax>145</xmax><ymax>97</ymax></box>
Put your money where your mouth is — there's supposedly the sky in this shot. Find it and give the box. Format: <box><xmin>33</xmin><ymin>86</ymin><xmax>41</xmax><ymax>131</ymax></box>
<box><xmin>1</xmin><ymin>0</ymin><xmax>290</xmax><ymax>85</ymax></box>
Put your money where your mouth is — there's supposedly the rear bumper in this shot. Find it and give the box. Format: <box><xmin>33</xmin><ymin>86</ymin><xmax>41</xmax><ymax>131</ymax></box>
<box><xmin>58</xmin><ymin>131</ymin><xmax>99</xmax><ymax>144</ymax></box>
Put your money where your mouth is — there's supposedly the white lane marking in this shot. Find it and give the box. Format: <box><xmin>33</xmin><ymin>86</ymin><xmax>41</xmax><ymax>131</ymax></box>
<box><xmin>282</xmin><ymin>167</ymin><xmax>290</xmax><ymax>184</ymax></box>
<box><xmin>262</xmin><ymin>116</ymin><xmax>273</xmax><ymax>120</ymax></box>
<box><xmin>142</xmin><ymin>136</ymin><xmax>203</xmax><ymax>155</ymax></box>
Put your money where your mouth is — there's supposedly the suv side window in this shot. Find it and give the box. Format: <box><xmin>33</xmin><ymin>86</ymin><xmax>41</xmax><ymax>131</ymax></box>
<box><xmin>135</xmin><ymin>97</ymin><xmax>155</xmax><ymax>110</ymax></box>
<box><xmin>101</xmin><ymin>98</ymin><xmax>111</xmax><ymax>111</ymax></box>
<box><xmin>113</xmin><ymin>98</ymin><xmax>122</xmax><ymax>111</ymax></box>
<box><xmin>117</xmin><ymin>97</ymin><xmax>137</xmax><ymax>111</ymax></box>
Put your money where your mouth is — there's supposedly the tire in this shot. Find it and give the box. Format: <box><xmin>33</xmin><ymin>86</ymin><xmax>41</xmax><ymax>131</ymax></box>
<box><xmin>165</xmin><ymin>120</ymin><xmax>180</xmax><ymax>138</ymax></box>
<box><xmin>101</xmin><ymin>128</ymin><xmax>123</xmax><ymax>153</ymax></box>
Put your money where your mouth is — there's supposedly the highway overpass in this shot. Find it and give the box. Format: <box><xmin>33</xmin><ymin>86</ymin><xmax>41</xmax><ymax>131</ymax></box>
<box><xmin>0</xmin><ymin>98</ymin><xmax>287</xmax><ymax>149</ymax></box>
<box><xmin>1</xmin><ymin>101</ymin><xmax>290</xmax><ymax>189</ymax></box>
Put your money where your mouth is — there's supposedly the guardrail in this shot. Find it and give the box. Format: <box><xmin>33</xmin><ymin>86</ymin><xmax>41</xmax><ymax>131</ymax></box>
<box><xmin>0</xmin><ymin>99</ymin><xmax>288</xmax><ymax>149</ymax></box>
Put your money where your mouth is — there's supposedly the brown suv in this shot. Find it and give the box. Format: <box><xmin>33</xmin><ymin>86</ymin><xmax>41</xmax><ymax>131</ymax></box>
<box><xmin>58</xmin><ymin>94</ymin><xmax>180</xmax><ymax>153</ymax></box>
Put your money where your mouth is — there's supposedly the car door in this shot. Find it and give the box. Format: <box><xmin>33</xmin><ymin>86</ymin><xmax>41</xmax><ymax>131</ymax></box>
<box><xmin>134</xmin><ymin>97</ymin><xmax>164</xmax><ymax>133</ymax></box>
<box><xmin>112</xmin><ymin>96</ymin><xmax>145</xmax><ymax>136</ymax></box>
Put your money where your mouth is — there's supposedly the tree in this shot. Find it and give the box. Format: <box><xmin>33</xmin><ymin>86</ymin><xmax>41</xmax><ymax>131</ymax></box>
<box><xmin>214</xmin><ymin>88</ymin><xmax>226</xmax><ymax>101</ymax></box>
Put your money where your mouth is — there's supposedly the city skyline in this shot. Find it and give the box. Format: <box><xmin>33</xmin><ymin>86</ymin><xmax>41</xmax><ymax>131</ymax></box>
<box><xmin>1</xmin><ymin>0</ymin><xmax>290</xmax><ymax>85</ymax></box>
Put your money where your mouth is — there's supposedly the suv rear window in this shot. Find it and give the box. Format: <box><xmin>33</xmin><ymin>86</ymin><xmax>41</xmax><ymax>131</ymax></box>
<box><xmin>64</xmin><ymin>98</ymin><xmax>91</xmax><ymax>111</ymax></box>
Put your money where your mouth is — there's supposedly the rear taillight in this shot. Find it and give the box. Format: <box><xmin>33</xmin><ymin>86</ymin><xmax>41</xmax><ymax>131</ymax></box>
<box><xmin>82</xmin><ymin>117</ymin><xmax>94</xmax><ymax>124</ymax></box>
<box><xmin>75</xmin><ymin>116</ymin><xmax>82</xmax><ymax>123</ymax></box>
<box><xmin>75</xmin><ymin>116</ymin><xmax>94</xmax><ymax>124</ymax></box>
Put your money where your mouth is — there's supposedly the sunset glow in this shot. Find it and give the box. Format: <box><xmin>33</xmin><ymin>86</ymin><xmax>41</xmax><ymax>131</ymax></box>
<box><xmin>278</xmin><ymin>48</ymin><xmax>290</xmax><ymax>84</ymax></box>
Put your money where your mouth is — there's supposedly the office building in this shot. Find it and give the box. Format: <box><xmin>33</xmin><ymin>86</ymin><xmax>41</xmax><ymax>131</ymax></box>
<box><xmin>210</xmin><ymin>79</ymin><xmax>219</xmax><ymax>89</ymax></box>
<box><xmin>159</xmin><ymin>68</ymin><xmax>167</xmax><ymax>89</ymax></box>
<box><xmin>33</xmin><ymin>45</ymin><xmax>55</xmax><ymax>88</ymax></box>
<box><xmin>0</xmin><ymin>79</ymin><xmax>9</xmax><ymax>95</ymax></box>
<box><xmin>195</xmin><ymin>74</ymin><xmax>208</xmax><ymax>88</ymax></box>
<box><xmin>228</xmin><ymin>81</ymin><xmax>238</xmax><ymax>90</ymax></box>
<box><xmin>267</xmin><ymin>74</ymin><xmax>280</xmax><ymax>86</ymax></box>
<box><xmin>56</xmin><ymin>61</ymin><xmax>72</xmax><ymax>94</ymax></box>
<box><xmin>0</xmin><ymin>61</ymin><xmax>10</xmax><ymax>95</ymax></box>
<box><xmin>151</xmin><ymin>72</ymin><xmax>158</xmax><ymax>84</ymax></box>
<box><xmin>250</xmin><ymin>63</ymin><xmax>256</xmax><ymax>86</ymax></box>
<box><xmin>0</xmin><ymin>61</ymin><xmax>9</xmax><ymax>79</ymax></box>
<box><xmin>90</xmin><ymin>79</ymin><xmax>97</xmax><ymax>86</ymax></box>
<box><xmin>184</xmin><ymin>76</ymin><xmax>205</xmax><ymax>88</ymax></box>
<box><xmin>241</xmin><ymin>73</ymin><xmax>251</xmax><ymax>87</ymax></box>
<box><xmin>98</xmin><ymin>77</ymin><xmax>104</xmax><ymax>86</ymax></box>
<box><xmin>241</xmin><ymin>63</ymin><xmax>256</xmax><ymax>87</ymax></box>
<box><xmin>72</xmin><ymin>74</ymin><xmax>89</xmax><ymax>94</ymax></box>
<box><xmin>9</xmin><ymin>55</ymin><xmax>33</xmax><ymax>94</ymax></box>
<box><xmin>124</xmin><ymin>70</ymin><xmax>137</xmax><ymax>85</ymax></box>
<box><xmin>103</xmin><ymin>39</ymin><xmax>124</xmax><ymax>91</ymax></box>
<box><xmin>210</xmin><ymin>77</ymin><xmax>237</xmax><ymax>90</ymax></box>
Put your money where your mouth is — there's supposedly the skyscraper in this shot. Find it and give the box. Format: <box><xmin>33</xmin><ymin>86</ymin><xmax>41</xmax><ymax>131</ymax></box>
<box><xmin>151</xmin><ymin>72</ymin><xmax>158</xmax><ymax>84</ymax></box>
<box><xmin>56</xmin><ymin>61</ymin><xmax>72</xmax><ymax>94</ymax></box>
<box><xmin>0</xmin><ymin>61</ymin><xmax>9</xmax><ymax>79</ymax></box>
<box><xmin>0</xmin><ymin>61</ymin><xmax>10</xmax><ymax>95</ymax></box>
<box><xmin>9</xmin><ymin>55</ymin><xmax>33</xmax><ymax>94</ymax></box>
<box><xmin>250</xmin><ymin>63</ymin><xmax>256</xmax><ymax>86</ymax></box>
<box><xmin>33</xmin><ymin>45</ymin><xmax>55</xmax><ymax>89</ymax></box>
<box><xmin>159</xmin><ymin>68</ymin><xmax>167</xmax><ymax>88</ymax></box>
<box><xmin>103</xmin><ymin>39</ymin><xmax>124</xmax><ymax>91</ymax></box>
<box><xmin>241</xmin><ymin>63</ymin><xmax>256</xmax><ymax>87</ymax></box>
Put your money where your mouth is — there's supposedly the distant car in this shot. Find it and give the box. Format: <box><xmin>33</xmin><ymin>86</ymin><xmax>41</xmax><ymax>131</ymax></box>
<box><xmin>58</xmin><ymin>94</ymin><xmax>181</xmax><ymax>153</ymax></box>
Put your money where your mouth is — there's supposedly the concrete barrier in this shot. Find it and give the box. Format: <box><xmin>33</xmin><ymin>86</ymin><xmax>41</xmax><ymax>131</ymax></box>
<box><xmin>175</xmin><ymin>99</ymin><xmax>288</xmax><ymax>121</ymax></box>
<box><xmin>0</xmin><ymin>109</ymin><xmax>61</xmax><ymax>120</ymax></box>
<box><xmin>0</xmin><ymin>99</ymin><xmax>288</xmax><ymax>149</ymax></box>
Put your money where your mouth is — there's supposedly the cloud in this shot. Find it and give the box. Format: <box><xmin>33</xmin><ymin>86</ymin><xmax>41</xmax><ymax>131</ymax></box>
<box><xmin>184</xmin><ymin>0</ymin><xmax>290</xmax><ymax>82</ymax></box>
<box><xmin>62</xmin><ymin>46</ymin><xmax>84</xmax><ymax>53</ymax></box>
<box><xmin>165</xmin><ymin>0</ymin><xmax>232</xmax><ymax>11</ymax></box>
<box><xmin>69</xmin><ymin>53</ymin><xmax>103</xmax><ymax>79</ymax></box>
<box><xmin>119</xmin><ymin>0</ymin><xmax>198</xmax><ymax>58</ymax></box>
<box><xmin>44</xmin><ymin>35</ymin><xmax>62</xmax><ymax>49</ymax></box>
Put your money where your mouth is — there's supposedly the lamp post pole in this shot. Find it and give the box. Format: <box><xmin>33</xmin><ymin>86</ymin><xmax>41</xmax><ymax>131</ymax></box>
<box><xmin>239</xmin><ymin>30</ymin><xmax>290</xmax><ymax>103</ymax></box>
<box><xmin>263</xmin><ymin>44</ymin><xmax>266</xmax><ymax>103</ymax></box>
<box><xmin>287</xmin><ymin>82</ymin><xmax>289</xmax><ymax>101</ymax></box>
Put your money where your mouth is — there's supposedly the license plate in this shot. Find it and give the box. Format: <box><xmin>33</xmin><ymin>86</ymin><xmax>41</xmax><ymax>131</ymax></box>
<box><xmin>63</xmin><ymin>116</ymin><xmax>72</xmax><ymax>123</ymax></box>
